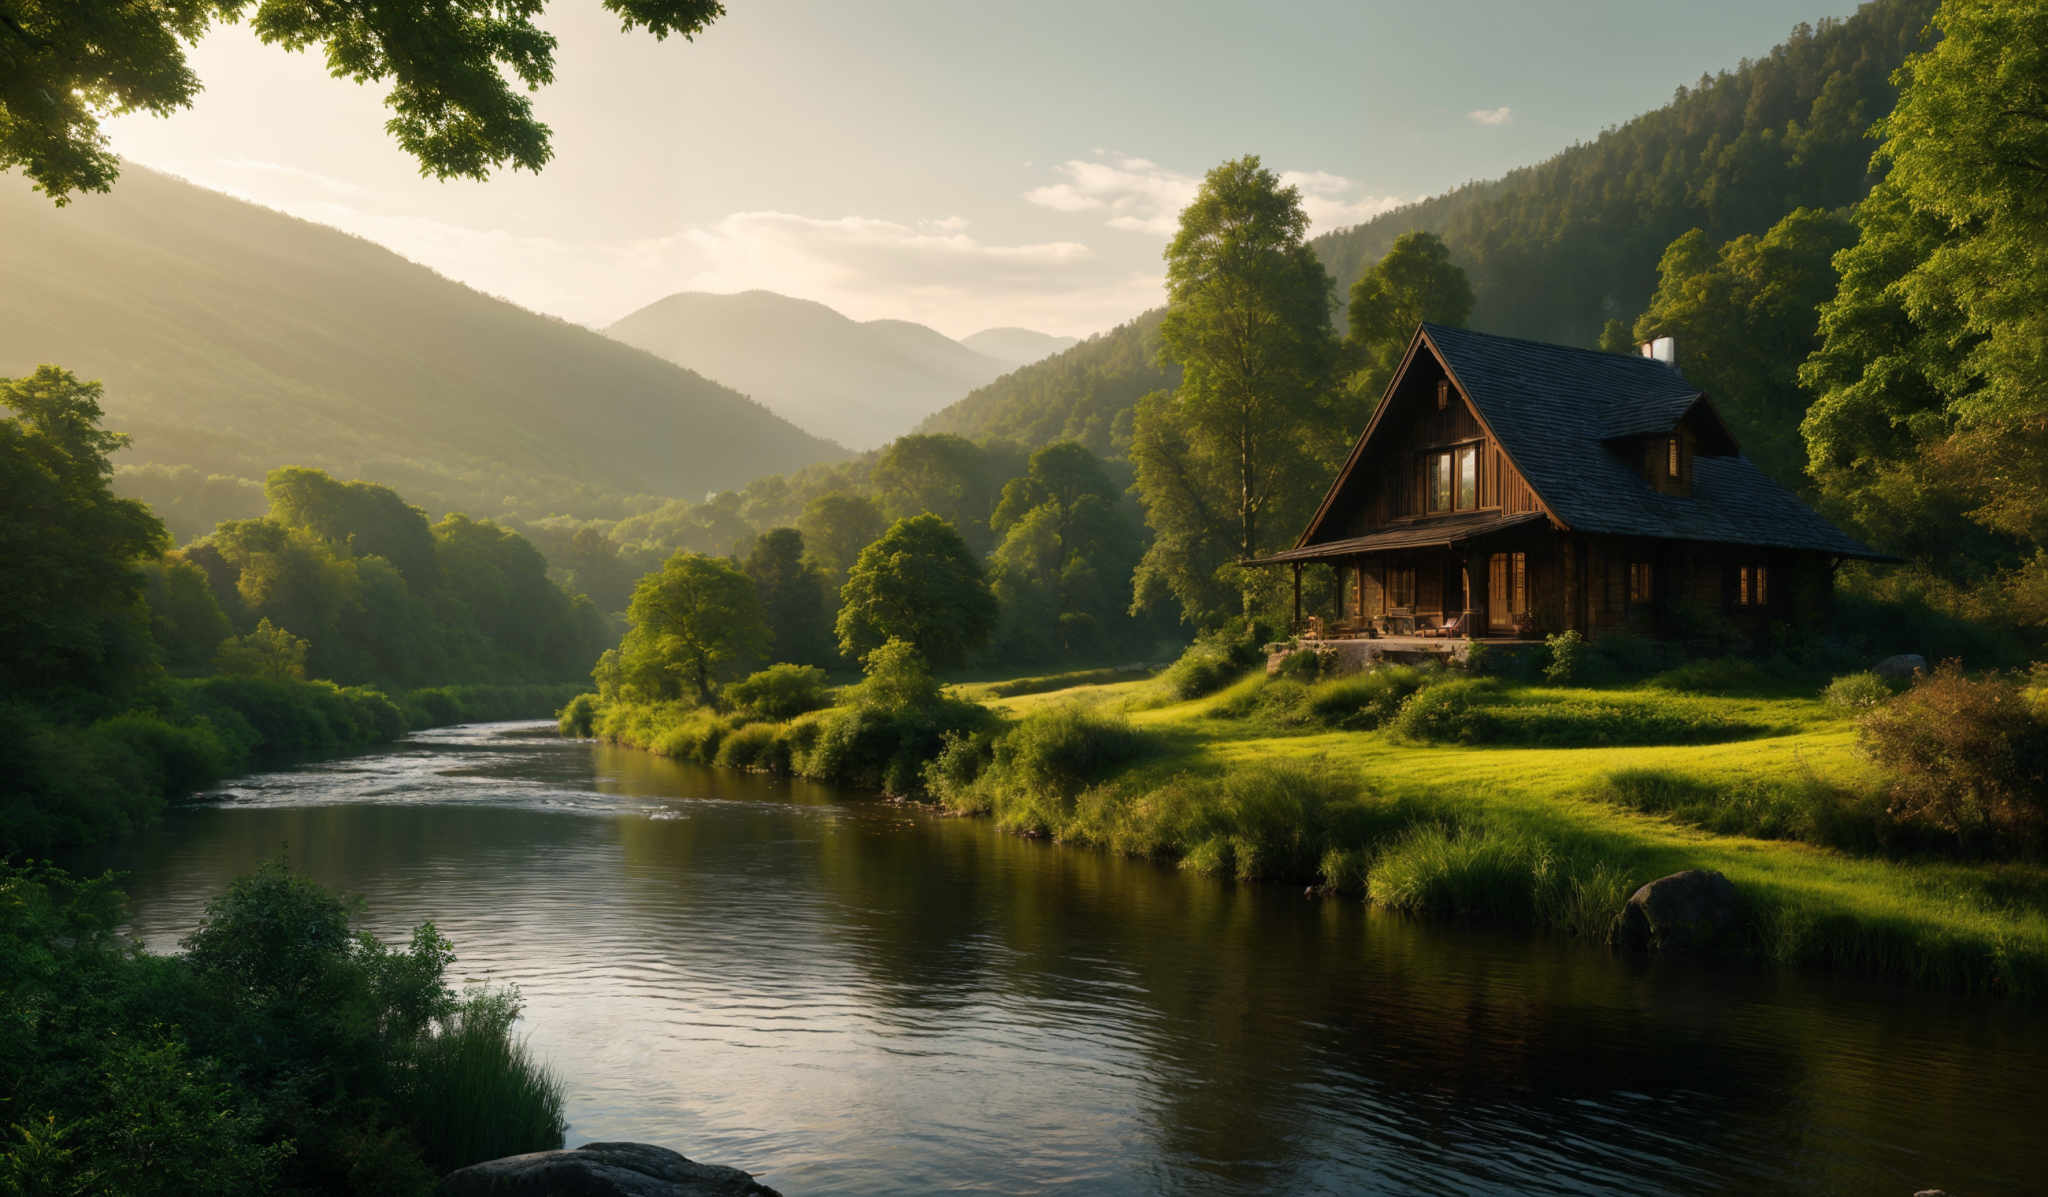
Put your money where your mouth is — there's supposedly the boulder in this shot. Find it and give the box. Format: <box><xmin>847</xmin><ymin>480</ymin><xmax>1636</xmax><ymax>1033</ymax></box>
<box><xmin>439</xmin><ymin>1142</ymin><xmax>781</xmax><ymax>1197</ymax></box>
<box><xmin>1873</xmin><ymin>654</ymin><xmax>1928</xmax><ymax>684</ymax></box>
<box><xmin>1611</xmin><ymin>869</ymin><xmax>1744</xmax><ymax>954</ymax></box>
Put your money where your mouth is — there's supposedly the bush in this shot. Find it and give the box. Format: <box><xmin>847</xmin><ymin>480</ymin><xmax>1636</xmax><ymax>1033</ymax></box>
<box><xmin>1859</xmin><ymin>662</ymin><xmax>2048</xmax><ymax>855</ymax></box>
<box><xmin>557</xmin><ymin>693</ymin><xmax>599</xmax><ymax>737</ymax></box>
<box><xmin>1824</xmin><ymin>671</ymin><xmax>1895</xmax><ymax>711</ymax></box>
<box><xmin>1543</xmin><ymin>629</ymin><xmax>1585</xmax><ymax>684</ymax></box>
<box><xmin>724</xmin><ymin>664</ymin><xmax>832</xmax><ymax>722</ymax></box>
<box><xmin>1159</xmin><ymin>642</ymin><xmax>1244</xmax><ymax>701</ymax></box>
<box><xmin>1389</xmin><ymin>678</ymin><xmax>1501</xmax><ymax>743</ymax></box>
<box><xmin>403</xmin><ymin>988</ymin><xmax>566</xmax><ymax>1175</ymax></box>
<box><xmin>87</xmin><ymin>712</ymin><xmax>231</xmax><ymax>800</ymax></box>
<box><xmin>713</xmin><ymin>722</ymin><xmax>789</xmax><ymax>772</ymax></box>
<box><xmin>1303</xmin><ymin>666</ymin><xmax>1435</xmax><ymax>730</ymax></box>
<box><xmin>941</xmin><ymin>706</ymin><xmax>1148</xmax><ymax>827</ymax></box>
<box><xmin>1366</xmin><ymin>824</ymin><xmax>1544</xmax><ymax>922</ymax></box>
<box><xmin>1586</xmin><ymin>630</ymin><xmax>1672</xmax><ymax>681</ymax></box>
<box><xmin>1272</xmin><ymin>648</ymin><xmax>1328</xmax><ymax>682</ymax></box>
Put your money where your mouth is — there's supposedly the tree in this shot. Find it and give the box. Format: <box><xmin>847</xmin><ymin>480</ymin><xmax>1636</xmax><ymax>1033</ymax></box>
<box><xmin>142</xmin><ymin>554</ymin><xmax>233</xmax><ymax>675</ymax></box>
<box><xmin>869</xmin><ymin>434</ymin><xmax>1017</xmax><ymax>555</ymax></box>
<box><xmin>0</xmin><ymin>366</ymin><xmax>167</xmax><ymax>701</ymax></box>
<box><xmin>987</xmin><ymin>441</ymin><xmax>1145</xmax><ymax>660</ymax></box>
<box><xmin>1133</xmin><ymin>155</ymin><xmax>1335</xmax><ymax>626</ymax></box>
<box><xmin>1624</xmin><ymin>208</ymin><xmax>1856</xmax><ymax>487</ymax></box>
<box><xmin>1341</xmin><ymin>231</ymin><xmax>1473</xmax><ymax>425</ymax></box>
<box><xmin>796</xmin><ymin>492</ymin><xmax>886</xmax><ymax>579</ymax></box>
<box><xmin>1</xmin><ymin>0</ymin><xmax>726</xmax><ymax>203</ymax></box>
<box><xmin>213</xmin><ymin>617</ymin><xmax>309</xmax><ymax>681</ymax></box>
<box><xmin>742</xmin><ymin>527</ymin><xmax>836</xmax><ymax>666</ymax></box>
<box><xmin>1800</xmin><ymin>0</ymin><xmax>2048</xmax><ymax>616</ymax></box>
<box><xmin>835</xmin><ymin>514</ymin><xmax>996</xmax><ymax>668</ymax></box>
<box><xmin>617</xmin><ymin>551</ymin><xmax>766</xmax><ymax>703</ymax></box>
<box><xmin>264</xmin><ymin>467</ymin><xmax>438</xmax><ymax>588</ymax></box>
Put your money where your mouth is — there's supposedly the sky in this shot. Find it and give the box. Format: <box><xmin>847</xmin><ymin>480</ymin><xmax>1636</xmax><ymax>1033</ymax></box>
<box><xmin>103</xmin><ymin>0</ymin><xmax>1870</xmax><ymax>340</ymax></box>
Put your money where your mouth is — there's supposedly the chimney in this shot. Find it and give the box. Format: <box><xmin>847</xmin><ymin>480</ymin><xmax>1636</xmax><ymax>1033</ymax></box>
<box><xmin>1638</xmin><ymin>336</ymin><xmax>1677</xmax><ymax>365</ymax></box>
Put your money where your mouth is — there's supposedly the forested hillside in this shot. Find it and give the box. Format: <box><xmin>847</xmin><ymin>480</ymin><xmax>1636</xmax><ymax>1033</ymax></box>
<box><xmin>606</xmin><ymin>290</ymin><xmax>1028</xmax><ymax>449</ymax></box>
<box><xmin>920</xmin><ymin>0</ymin><xmax>1935</xmax><ymax>455</ymax></box>
<box><xmin>0</xmin><ymin>167</ymin><xmax>846</xmax><ymax>523</ymax></box>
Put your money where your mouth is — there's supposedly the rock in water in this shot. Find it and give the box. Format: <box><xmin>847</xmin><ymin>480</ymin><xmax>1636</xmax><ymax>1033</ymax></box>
<box><xmin>439</xmin><ymin>1141</ymin><xmax>782</xmax><ymax>1196</ymax></box>
<box><xmin>1611</xmin><ymin>869</ymin><xmax>1743</xmax><ymax>954</ymax></box>
<box><xmin>1873</xmin><ymin>653</ymin><xmax>1928</xmax><ymax>684</ymax></box>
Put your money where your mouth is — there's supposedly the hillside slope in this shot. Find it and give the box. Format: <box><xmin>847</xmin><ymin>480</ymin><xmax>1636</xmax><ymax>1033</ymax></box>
<box><xmin>919</xmin><ymin>0</ymin><xmax>1934</xmax><ymax>457</ymax></box>
<box><xmin>961</xmin><ymin>327</ymin><xmax>1080</xmax><ymax>365</ymax></box>
<box><xmin>606</xmin><ymin>290</ymin><xmax>1026</xmax><ymax>449</ymax></box>
<box><xmin>0</xmin><ymin>167</ymin><xmax>845</xmax><ymax>519</ymax></box>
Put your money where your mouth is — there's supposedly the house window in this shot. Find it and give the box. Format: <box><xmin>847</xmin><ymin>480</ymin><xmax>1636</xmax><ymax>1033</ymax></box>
<box><xmin>1736</xmin><ymin>564</ymin><xmax>1770</xmax><ymax>607</ymax></box>
<box><xmin>1425</xmin><ymin>444</ymin><xmax>1483</xmax><ymax>513</ymax></box>
<box><xmin>1389</xmin><ymin>565</ymin><xmax>1416</xmax><ymax>609</ymax></box>
<box><xmin>1628</xmin><ymin>562</ymin><xmax>1653</xmax><ymax>604</ymax></box>
<box><xmin>1667</xmin><ymin>437</ymin><xmax>1682</xmax><ymax>479</ymax></box>
<box><xmin>1488</xmin><ymin>552</ymin><xmax>1527</xmax><ymax>631</ymax></box>
<box><xmin>1436</xmin><ymin>380</ymin><xmax>1450</xmax><ymax>411</ymax></box>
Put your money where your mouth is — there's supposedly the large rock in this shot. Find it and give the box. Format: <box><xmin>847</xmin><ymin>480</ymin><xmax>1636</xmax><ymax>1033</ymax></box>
<box><xmin>439</xmin><ymin>1142</ymin><xmax>781</xmax><ymax>1197</ymax></box>
<box><xmin>1873</xmin><ymin>653</ymin><xmax>1928</xmax><ymax>684</ymax></box>
<box><xmin>1611</xmin><ymin>869</ymin><xmax>1744</xmax><ymax>954</ymax></box>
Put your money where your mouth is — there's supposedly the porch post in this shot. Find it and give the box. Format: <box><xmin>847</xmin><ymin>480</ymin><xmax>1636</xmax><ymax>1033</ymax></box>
<box><xmin>1355</xmin><ymin>561</ymin><xmax>1366</xmax><ymax>618</ymax></box>
<box><xmin>1291</xmin><ymin>562</ymin><xmax>1302</xmax><ymax>634</ymax></box>
<box><xmin>1459</xmin><ymin>552</ymin><xmax>1479</xmax><ymax>639</ymax></box>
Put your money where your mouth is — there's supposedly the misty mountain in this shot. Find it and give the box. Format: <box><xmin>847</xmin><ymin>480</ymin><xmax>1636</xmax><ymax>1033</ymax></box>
<box><xmin>961</xmin><ymin>327</ymin><xmax>1080</xmax><ymax>365</ymax></box>
<box><xmin>0</xmin><ymin>165</ymin><xmax>845</xmax><ymax>521</ymax></box>
<box><xmin>606</xmin><ymin>290</ymin><xmax>1064</xmax><ymax>449</ymax></box>
<box><xmin>920</xmin><ymin>0</ymin><xmax>1933</xmax><ymax>457</ymax></box>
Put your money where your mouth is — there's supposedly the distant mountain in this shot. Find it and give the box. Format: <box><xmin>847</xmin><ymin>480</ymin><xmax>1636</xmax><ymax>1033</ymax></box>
<box><xmin>605</xmin><ymin>291</ymin><xmax>1039</xmax><ymax>449</ymax></box>
<box><xmin>0</xmin><ymin>166</ymin><xmax>844</xmax><ymax>521</ymax></box>
<box><xmin>961</xmin><ymin>327</ymin><xmax>1079</xmax><ymax>365</ymax></box>
<box><xmin>919</xmin><ymin>0</ymin><xmax>1934</xmax><ymax>457</ymax></box>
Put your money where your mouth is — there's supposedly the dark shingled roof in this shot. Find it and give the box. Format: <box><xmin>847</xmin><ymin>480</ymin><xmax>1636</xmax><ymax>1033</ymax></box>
<box><xmin>1419</xmin><ymin>323</ymin><xmax>1889</xmax><ymax>559</ymax></box>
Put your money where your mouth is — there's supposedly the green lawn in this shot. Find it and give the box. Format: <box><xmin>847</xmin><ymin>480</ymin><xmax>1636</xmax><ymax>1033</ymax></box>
<box><xmin>958</xmin><ymin>669</ymin><xmax>2048</xmax><ymax>999</ymax></box>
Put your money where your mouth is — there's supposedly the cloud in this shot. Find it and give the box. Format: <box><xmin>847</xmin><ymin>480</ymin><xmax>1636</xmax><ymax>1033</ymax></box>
<box><xmin>1467</xmin><ymin>106</ymin><xmax>1513</xmax><ymax>126</ymax></box>
<box><xmin>1029</xmin><ymin>152</ymin><xmax>1406</xmax><ymax>237</ymax></box>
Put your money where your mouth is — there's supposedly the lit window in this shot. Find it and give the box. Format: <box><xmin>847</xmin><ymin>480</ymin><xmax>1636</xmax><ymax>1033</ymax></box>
<box><xmin>1457</xmin><ymin>445</ymin><xmax>1479</xmax><ymax>509</ymax></box>
<box><xmin>1736</xmin><ymin>564</ymin><xmax>1770</xmax><ymax>607</ymax></box>
<box><xmin>1667</xmin><ymin>437</ymin><xmax>1682</xmax><ymax>479</ymax></box>
<box><xmin>1428</xmin><ymin>452</ymin><xmax>1453</xmax><ymax>512</ymax></box>
<box><xmin>1389</xmin><ymin>566</ymin><xmax>1416</xmax><ymax>609</ymax></box>
<box><xmin>1437</xmin><ymin>380</ymin><xmax>1450</xmax><ymax>410</ymax></box>
<box><xmin>1629</xmin><ymin>562</ymin><xmax>1652</xmax><ymax>604</ymax></box>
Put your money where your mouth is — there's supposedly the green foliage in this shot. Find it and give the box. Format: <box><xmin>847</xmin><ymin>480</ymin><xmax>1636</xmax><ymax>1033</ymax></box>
<box><xmin>928</xmin><ymin>706</ymin><xmax>1149</xmax><ymax>832</ymax></box>
<box><xmin>1543</xmin><ymin>629</ymin><xmax>1585</xmax><ymax>684</ymax></box>
<box><xmin>617</xmin><ymin>551</ymin><xmax>768</xmax><ymax>704</ymax></box>
<box><xmin>796</xmin><ymin>492</ymin><xmax>887</xmax><ymax>579</ymax></box>
<box><xmin>1</xmin><ymin>0</ymin><xmax>726</xmax><ymax>202</ymax></box>
<box><xmin>140</xmin><ymin>554</ymin><xmax>232</xmax><ymax>674</ymax></box>
<box><xmin>1341</xmin><ymin>231</ymin><xmax>1473</xmax><ymax>419</ymax></box>
<box><xmin>1646</xmin><ymin>656</ymin><xmax>1774</xmax><ymax>695</ymax></box>
<box><xmin>1158</xmin><ymin>634</ymin><xmax>1258</xmax><ymax>701</ymax></box>
<box><xmin>742</xmin><ymin>528</ymin><xmax>836</xmax><ymax>667</ymax></box>
<box><xmin>835</xmin><ymin>514</ymin><xmax>996</xmax><ymax>668</ymax></box>
<box><xmin>713</xmin><ymin>721</ymin><xmax>791</xmax><ymax>773</ymax></box>
<box><xmin>987</xmin><ymin>441</ymin><xmax>1149</xmax><ymax>662</ymax></box>
<box><xmin>1859</xmin><ymin>662</ymin><xmax>2048</xmax><ymax>855</ymax></box>
<box><xmin>266</xmin><ymin>466</ymin><xmax>439</xmax><ymax>587</ymax></box>
<box><xmin>1388</xmin><ymin>678</ymin><xmax>1502</xmax><ymax>744</ymax></box>
<box><xmin>213</xmin><ymin>617</ymin><xmax>310</xmax><ymax>682</ymax></box>
<box><xmin>1590</xmin><ymin>768</ymin><xmax>1893</xmax><ymax>856</ymax></box>
<box><xmin>723</xmin><ymin>663</ymin><xmax>832</xmax><ymax>722</ymax></box>
<box><xmin>870</xmin><ymin>434</ymin><xmax>1018</xmax><ymax>557</ymax></box>
<box><xmin>1302</xmin><ymin>666</ymin><xmax>1435</xmax><ymax>730</ymax></box>
<box><xmin>557</xmin><ymin>692</ymin><xmax>600</xmax><ymax>737</ymax></box>
<box><xmin>0</xmin><ymin>366</ymin><xmax>167</xmax><ymax>708</ymax></box>
<box><xmin>1135</xmin><ymin>156</ymin><xmax>1336</xmax><ymax>626</ymax></box>
<box><xmin>1623</xmin><ymin>207</ymin><xmax>1857</xmax><ymax>486</ymax></box>
<box><xmin>1824</xmin><ymin>670</ymin><xmax>1896</xmax><ymax>710</ymax></box>
<box><xmin>0</xmin><ymin>862</ymin><xmax>563</xmax><ymax>1194</ymax></box>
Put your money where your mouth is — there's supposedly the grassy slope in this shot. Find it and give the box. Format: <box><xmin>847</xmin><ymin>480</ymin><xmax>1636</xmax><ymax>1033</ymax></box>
<box><xmin>965</xmin><ymin>671</ymin><xmax>2048</xmax><ymax>996</ymax></box>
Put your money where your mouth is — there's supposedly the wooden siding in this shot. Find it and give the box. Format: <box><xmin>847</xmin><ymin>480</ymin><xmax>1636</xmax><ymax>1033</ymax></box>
<box><xmin>1339</xmin><ymin>372</ymin><xmax>1541</xmax><ymax>535</ymax></box>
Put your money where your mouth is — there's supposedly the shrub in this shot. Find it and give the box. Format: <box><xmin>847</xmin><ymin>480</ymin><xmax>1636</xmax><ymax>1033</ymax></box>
<box><xmin>1389</xmin><ymin>678</ymin><xmax>1501</xmax><ymax>743</ymax></box>
<box><xmin>1823</xmin><ymin>671</ymin><xmax>1895</xmax><ymax>711</ymax></box>
<box><xmin>712</xmin><ymin>722</ymin><xmax>789</xmax><ymax>772</ymax></box>
<box><xmin>1303</xmin><ymin>665</ymin><xmax>1435</xmax><ymax>730</ymax></box>
<box><xmin>1586</xmin><ymin>630</ymin><xmax>1671</xmax><ymax>681</ymax></box>
<box><xmin>87</xmin><ymin>712</ymin><xmax>231</xmax><ymax>800</ymax></box>
<box><xmin>1159</xmin><ymin>641</ymin><xmax>1244</xmax><ymax>700</ymax></box>
<box><xmin>1543</xmin><ymin>629</ymin><xmax>1585</xmax><ymax>684</ymax></box>
<box><xmin>1859</xmin><ymin>662</ymin><xmax>2048</xmax><ymax>855</ymax></box>
<box><xmin>1272</xmin><ymin>648</ymin><xmax>1328</xmax><ymax>683</ymax></box>
<box><xmin>557</xmin><ymin>693</ymin><xmax>599</xmax><ymax>737</ymax></box>
<box><xmin>1366</xmin><ymin>824</ymin><xmax>1542</xmax><ymax>922</ymax></box>
<box><xmin>724</xmin><ymin>664</ymin><xmax>832</xmax><ymax>722</ymax></box>
<box><xmin>1648</xmin><ymin>656</ymin><xmax>1772</xmax><ymax>695</ymax></box>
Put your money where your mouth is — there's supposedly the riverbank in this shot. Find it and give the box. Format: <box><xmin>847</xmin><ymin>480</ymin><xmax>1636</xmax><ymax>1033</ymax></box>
<box><xmin>568</xmin><ymin>665</ymin><xmax>2048</xmax><ymax>1001</ymax></box>
<box><xmin>5</xmin><ymin>679</ymin><xmax>587</xmax><ymax>857</ymax></box>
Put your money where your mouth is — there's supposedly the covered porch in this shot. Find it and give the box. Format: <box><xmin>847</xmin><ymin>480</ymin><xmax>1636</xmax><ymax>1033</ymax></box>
<box><xmin>1251</xmin><ymin>512</ymin><xmax>1552</xmax><ymax>642</ymax></box>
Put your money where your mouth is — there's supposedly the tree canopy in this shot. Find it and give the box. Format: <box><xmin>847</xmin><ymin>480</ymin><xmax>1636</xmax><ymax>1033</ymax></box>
<box><xmin>1134</xmin><ymin>156</ymin><xmax>1334</xmax><ymax>626</ymax></box>
<box><xmin>1342</xmin><ymin>232</ymin><xmax>1472</xmax><ymax>424</ymax></box>
<box><xmin>836</xmin><ymin>514</ymin><xmax>995</xmax><ymax>668</ymax></box>
<box><xmin>0</xmin><ymin>0</ymin><xmax>727</xmax><ymax>203</ymax></box>
<box><xmin>616</xmin><ymin>551</ymin><xmax>767</xmax><ymax>704</ymax></box>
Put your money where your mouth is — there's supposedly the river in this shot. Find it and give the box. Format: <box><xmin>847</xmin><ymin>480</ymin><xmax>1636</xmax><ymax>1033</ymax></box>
<box><xmin>93</xmin><ymin>722</ymin><xmax>2042</xmax><ymax>1195</ymax></box>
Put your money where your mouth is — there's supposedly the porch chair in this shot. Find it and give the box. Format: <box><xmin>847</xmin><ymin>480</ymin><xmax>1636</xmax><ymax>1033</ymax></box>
<box><xmin>1422</xmin><ymin>611</ymin><xmax>1467</xmax><ymax>639</ymax></box>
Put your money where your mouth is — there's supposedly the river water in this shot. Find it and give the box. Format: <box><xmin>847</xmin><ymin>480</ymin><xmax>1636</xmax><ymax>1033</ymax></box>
<box><xmin>94</xmin><ymin>723</ymin><xmax>2043</xmax><ymax>1195</ymax></box>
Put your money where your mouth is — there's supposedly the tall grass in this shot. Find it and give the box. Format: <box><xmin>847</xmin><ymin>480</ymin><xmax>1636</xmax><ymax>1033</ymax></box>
<box><xmin>404</xmin><ymin>988</ymin><xmax>567</xmax><ymax>1175</ymax></box>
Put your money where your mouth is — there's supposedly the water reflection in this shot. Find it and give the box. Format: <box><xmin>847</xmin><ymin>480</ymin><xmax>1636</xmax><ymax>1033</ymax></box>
<box><xmin>93</xmin><ymin>724</ymin><xmax>2042</xmax><ymax>1195</ymax></box>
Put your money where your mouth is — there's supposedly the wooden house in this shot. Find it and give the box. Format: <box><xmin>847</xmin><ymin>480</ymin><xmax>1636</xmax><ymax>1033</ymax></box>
<box><xmin>1250</xmin><ymin>324</ymin><xmax>1888</xmax><ymax>643</ymax></box>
